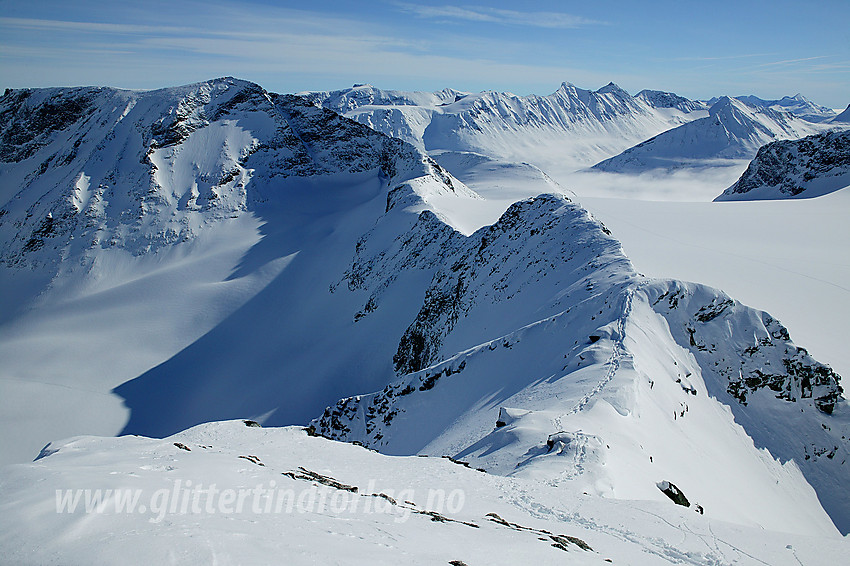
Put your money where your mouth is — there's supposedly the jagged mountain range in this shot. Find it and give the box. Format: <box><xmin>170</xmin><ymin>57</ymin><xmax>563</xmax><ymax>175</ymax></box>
<box><xmin>302</xmin><ymin>82</ymin><xmax>709</xmax><ymax>177</ymax></box>
<box><xmin>1</xmin><ymin>77</ymin><xmax>849</xmax><ymax>553</ymax></box>
<box><xmin>305</xmin><ymin>84</ymin><xmax>848</xmax><ymax>183</ymax></box>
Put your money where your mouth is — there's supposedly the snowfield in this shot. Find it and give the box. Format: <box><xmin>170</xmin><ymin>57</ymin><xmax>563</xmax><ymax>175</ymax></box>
<box><xmin>1</xmin><ymin>77</ymin><xmax>849</xmax><ymax>562</ymax></box>
<box><xmin>1</xmin><ymin>421</ymin><xmax>847</xmax><ymax>565</ymax></box>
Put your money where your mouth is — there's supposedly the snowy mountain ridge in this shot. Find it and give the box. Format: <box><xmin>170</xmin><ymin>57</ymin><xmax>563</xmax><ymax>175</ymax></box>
<box><xmin>734</xmin><ymin>93</ymin><xmax>837</xmax><ymax>123</ymax></box>
<box><xmin>311</xmin><ymin>190</ymin><xmax>848</xmax><ymax>532</ymax></box>
<box><xmin>636</xmin><ymin>89</ymin><xmax>709</xmax><ymax>113</ymax></box>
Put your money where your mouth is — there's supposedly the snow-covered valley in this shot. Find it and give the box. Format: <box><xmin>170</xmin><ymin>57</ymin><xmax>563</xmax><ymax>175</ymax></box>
<box><xmin>1</xmin><ymin>77</ymin><xmax>848</xmax><ymax>563</ymax></box>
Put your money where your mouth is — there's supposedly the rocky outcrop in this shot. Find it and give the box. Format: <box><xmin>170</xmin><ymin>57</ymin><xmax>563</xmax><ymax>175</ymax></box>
<box><xmin>716</xmin><ymin>129</ymin><xmax>850</xmax><ymax>200</ymax></box>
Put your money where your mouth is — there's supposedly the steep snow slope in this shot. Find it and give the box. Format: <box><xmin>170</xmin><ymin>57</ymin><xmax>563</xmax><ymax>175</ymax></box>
<box><xmin>717</xmin><ymin>130</ymin><xmax>850</xmax><ymax>201</ymax></box>
<box><xmin>0</xmin><ymin>78</ymin><xmax>474</xmax><ymax>464</ymax></box>
<box><xmin>3</xmin><ymin>421</ymin><xmax>847</xmax><ymax>565</ymax></box>
<box><xmin>304</xmin><ymin>82</ymin><xmax>708</xmax><ymax>180</ymax></box>
<box><xmin>592</xmin><ymin>97</ymin><xmax>831</xmax><ymax>173</ymax></box>
<box><xmin>833</xmin><ymin>104</ymin><xmax>850</xmax><ymax>123</ymax></box>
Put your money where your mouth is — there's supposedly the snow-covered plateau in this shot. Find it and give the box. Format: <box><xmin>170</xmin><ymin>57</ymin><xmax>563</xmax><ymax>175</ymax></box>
<box><xmin>1</xmin><ymin>77</ymin><xmax>848</xmax><ymax>564</ymax></box>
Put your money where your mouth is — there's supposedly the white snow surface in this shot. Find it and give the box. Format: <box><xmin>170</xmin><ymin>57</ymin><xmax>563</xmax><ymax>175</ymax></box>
<box><xmin>3</xmin><ymin>421</ymin><xmax>847</xmax><ymax>565</ymax></box>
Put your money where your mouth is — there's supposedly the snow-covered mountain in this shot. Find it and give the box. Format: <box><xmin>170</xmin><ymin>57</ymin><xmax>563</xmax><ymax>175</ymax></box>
<box><xmin>591</xmin><ymin>96</ymin><xmax>833</xmax><ymax>173</ymax></box>
<box><xmin>303</xmin><ymin>82</ymin><xmax>708</xmax><ymax>178</ymax></box>
<box><xmin>0</xmin><ymin>78</ymin><xmax>442</xmax><ymax>272</ymax></box>
<box><xmin>716</xmin><ymin>129</ymin><xmax>850</xmax><ymax>201</ymax></box>
<box><xmin>735</xmin><ymin>94</ymin><xmax>838</xmax><ymax>123</ymax></box>
<box><xmin>2</xmin><ymin>78</ymin><xmax>849</xmax><ymax>561</ymax></box>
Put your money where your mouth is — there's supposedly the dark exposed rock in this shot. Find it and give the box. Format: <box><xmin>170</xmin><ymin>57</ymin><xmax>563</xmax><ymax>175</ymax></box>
<box><xmin>282</xmin><ymin>467</ymin><xmax>357</xmax><ymax>492</ymax></box>
<box><xmin>0</xmin><ymin>89</ymin><xmax>94</xmax><ymax>162</ymax></box>
<box><xmin>718</xmin><ymin>129</ymin><xmax>850</xmax><ymax>200</ymax></box>
<box><xmin>656</xmin><ymin>480</ymin><xmax>690</xmax><ymax>507</ymax></box>
<box><xmin>485</xmin><ymin>512</ymin><xmax>592</xmax><ymax>552</ymax></box>
<box><xmin>238</xmin><ymin>455</ymin><xmax>264</xmax><ymax>466</ymax></box>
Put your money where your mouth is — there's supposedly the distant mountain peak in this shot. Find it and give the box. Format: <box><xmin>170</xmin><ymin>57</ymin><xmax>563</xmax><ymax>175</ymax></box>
<box><xmin>735</xmin><ymin>93</ymin><xmax>836</xmax><ymax>123</ymax></box>
<box><xmin>596</xmin><ymin>82</ymin><xmax>630</xmax><ymax>97</ymax></box>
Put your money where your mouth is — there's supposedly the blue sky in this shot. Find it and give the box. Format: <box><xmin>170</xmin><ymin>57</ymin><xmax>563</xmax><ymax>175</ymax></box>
<box><xmin>1</xmin><ymin>0</ymin><xmax>848</xmax><ymax>107</ymax></box>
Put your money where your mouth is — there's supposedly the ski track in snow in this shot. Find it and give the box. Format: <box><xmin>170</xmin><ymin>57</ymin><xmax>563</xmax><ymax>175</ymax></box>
<box><xmin>556</xmin><ymin>284</ymin><xmax>637</xmax><ymax>427</ymax></box>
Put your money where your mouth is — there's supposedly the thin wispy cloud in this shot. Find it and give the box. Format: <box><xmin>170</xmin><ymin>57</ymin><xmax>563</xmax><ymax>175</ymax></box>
<box><xmin>752</xmin><ymin>56</ymin><xmax>829</xmax><ymax>69</ymax></box>
<box><xmin>665</xmin><ymin>53</ymin><xmax>773</xmax><ymax>62</ymax></box>
<box><xmin>0</xmin><ymin>7</ymin><xmax>614</xmax><ymax>94</ymax></box>
<box><xmin>394</xmin><ymin>3</ymin><xmax>603</xmax><ymax>29</ymax></box>
<box><xmin>0</xmin><ymin>17</ymin><xmax>196</xmax><ymax>36</ymax></box>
